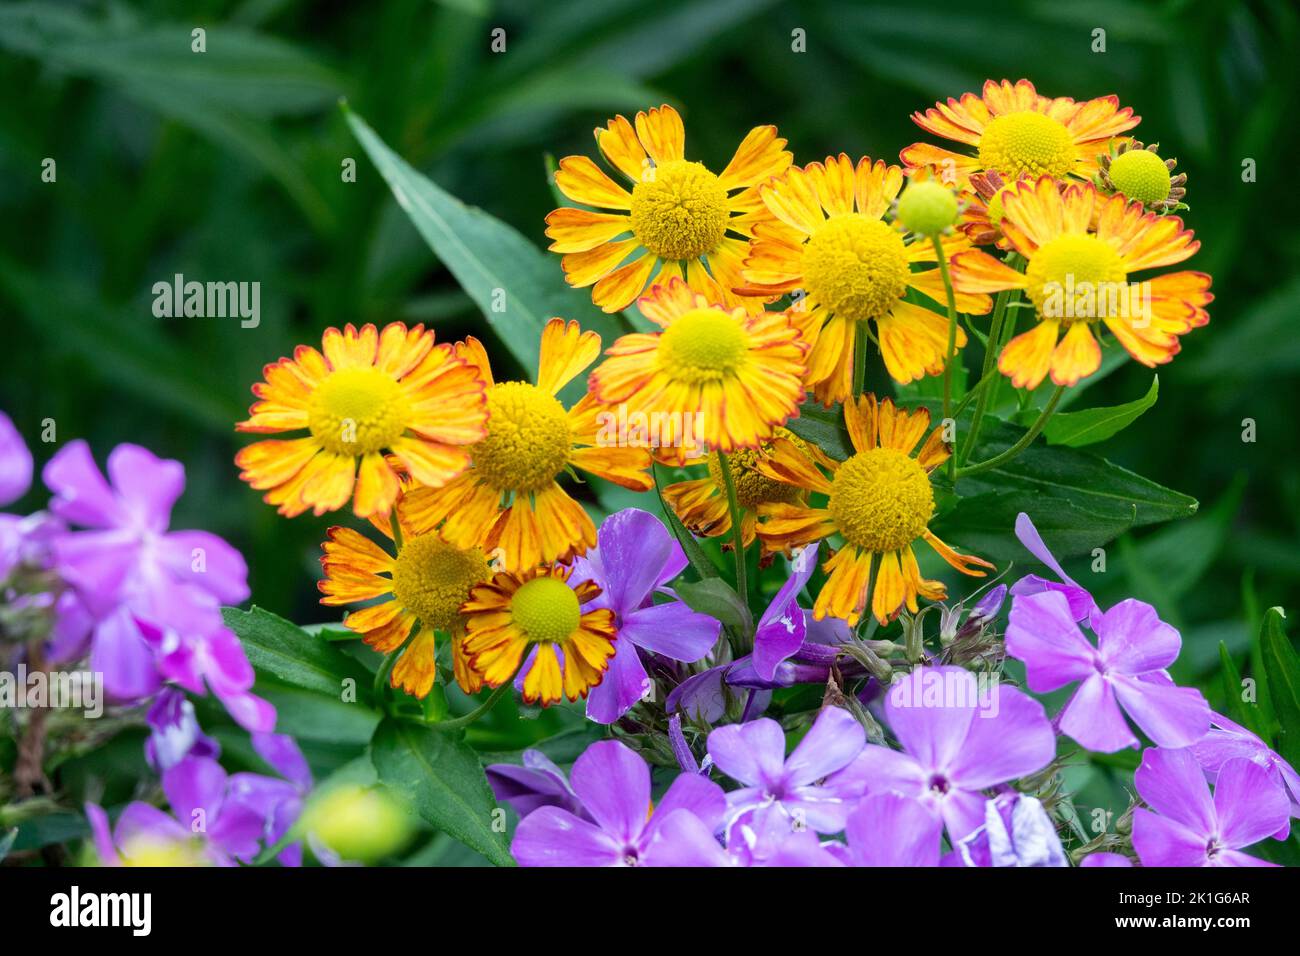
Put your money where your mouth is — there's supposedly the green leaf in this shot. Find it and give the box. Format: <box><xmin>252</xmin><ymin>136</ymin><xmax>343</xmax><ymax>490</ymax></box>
<box><xmin>1041</xmin><ymin>375</ymin><xmax>1159</xmax><ymax>447</ymax></box>
<box><xmin>0</xmin><ymin>827</ymin><xmax>17</xmax><ymax>861</ymax></box>
<box><xmin>934</xmin><ymin>494</ymin><xmax>1135</xmax><ymax>563</ymax></box>
<box><xmin>1218</xmin><ymin>641</ymin><xmax>1264</xmax><ymax>738</ymax></box>
<box><xmin>675</xmin><ymin>577</ymin><xmax>753</xmax><ymax>633</ymax></box>
<box><xmin>1261</xmin><ymin>607</ymin><xmax>1300</xmax><ymax>767</ymax></box>
<box><xmin>786</xmin><ymin>400</ymin><xmax>853</xmax><ymax>461</ymax></box>
<box><xmin>223</xmin><ymin>606</ymin><xmax>375</xmax><ymax>705</ymax></box>
<box><xmin>370</xmin><ymin>718</ymin><xmax>513</xmax><ymax>867</ymax></box>
<box><xmin>653</xmin><ymin>469</ymin><xmax>721</xmax><ymax>581</ymax></box>
<box><xmin>344</xmin><ymin>106</ymin><xmax>629</xmax><ymax>393</ymax></box>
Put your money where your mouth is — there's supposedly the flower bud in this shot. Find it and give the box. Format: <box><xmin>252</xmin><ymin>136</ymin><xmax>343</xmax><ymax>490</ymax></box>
<box><xmin>896</xmin><ymin>180</ymin><xmax>959</xmax><ymax>236</ymax></box>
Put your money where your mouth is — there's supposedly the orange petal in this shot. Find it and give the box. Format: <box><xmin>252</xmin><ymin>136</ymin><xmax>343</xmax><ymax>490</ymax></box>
<box><xmin>537</xmin><ymin>317</ymin><xmax>601</xmax><ymax>396</ymax></box>
<box><xmin>998</xmin><ymin>320</ymin><xmax>1061</xmax><ymax>390</ymax></box>
<box><xmin>555</xmin><ymin>154</ymin><xmax>633</xmax><ymax>209</ymax></box>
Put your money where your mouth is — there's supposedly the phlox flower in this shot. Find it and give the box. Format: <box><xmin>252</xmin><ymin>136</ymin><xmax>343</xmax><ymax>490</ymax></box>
<box><xmin>1190</xmin><ymin>712</ymin><xmax>1300</xmax><ymax>838</ymax></box>
<box><xmin>570</xmin><ymin>508</ymin><xmax>719</xmax><ymax>723</ymax></box>
<box><xmin>947</xmin><ymin>792</ymin><xmax>1066</xmax><ymax>867</ymax></box>
<box><xmin>835</xmin><ymin>792</ymin><xmax>944</xmax><ymax>867</ymax></box>
<box><xmin>0</xmin><ymin>410</ymin><xmax>32</xmax><ymax>508</ymax></box>
<box><xmin>1132</xmin><ymin>747</ymin><xmax>1288</xmax><ymax>867</ymax></box>
<box><xmin>707</xmin><ymin>706</ymin><xmax>866</xmax><ymax>838</ymax></box>
<box><xmin>829</xmin><ymin>666</ymin><xmax>1055</xmax><ymax>841</ymax></box>
<box><xmin>1005</xmin><ymin>590</ymin><xmax>1210</xmax><ymax>752</ymax></box>
<box><xmin>509</xmin><ymin>739</ymin><xmax>727</xmax><ymax>867</ymax></box>
<box><xmin>487</xmin><ymin>749</ymin><xmax>587</xmax><ymax>820</ymax></box>
<box><xmin>1009</xmin><ymin>511</ymin><xmax>1096</xmax><ymax>621</ymax></box>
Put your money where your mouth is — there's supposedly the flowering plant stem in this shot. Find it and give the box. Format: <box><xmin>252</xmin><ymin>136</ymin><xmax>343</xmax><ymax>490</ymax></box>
<box><xmin>437</xmin><ymin>677</ymin><xmax>516</xmax><ymax>731</ymax></box>
<box><xmin>932</xmin><ymin>234</ymin><xmax>961</xmax><ymax>483</ymax></box>
<box><xmin>958</xmin><ymin>251</ymin><xmax>1024</xmax><ymax>467</ymax></box>
<box><xmin>956</xmin><ymin>385</ymin><xmax>1065</xmax><ymax>479</ymax></box>
<box><xmin>852</xmin><ymin>322</ymin><xmax>869</xmax><ymax>398</ymax></box>
<box><xmin>715</xmin><ymin>451</ymin><xmax>749</xmax><ymax>608</ymax></box>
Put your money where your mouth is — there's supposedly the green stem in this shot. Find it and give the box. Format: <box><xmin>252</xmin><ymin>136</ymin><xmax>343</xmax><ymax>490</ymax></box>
<box><xmin>852</xmin><ymin>322</ymin><xmax>869</xmax><ymax>399</ymax></box>
<box><xmin>437</xmin><ymin>678</ymin><xmax>515</xmax><ymax>731</ymax></box>
<box><xmin>715</xmin><ymin>451</ymin><xmax>749</xmax><ymax>608</ymax></box>
<box><xmin>389</xmin><ymin>507</ymin><xmax>404</xmax><ymax>551</ymax></box>
<box><xmin>373</xmin><ymin>648</ymin><xmax>399</xmax><ymax>704</ymax></box>
<box><xmin>958</xmin><ymin>252</ymin><xmax>1026</xmax><ymax>467</ymax></box>
<box><xmin>956</xmin><ymin>385</ymin><xmax>1065</xmax><ymax>479</ymax></box>
<box><xmin>931</xmin><ymin>235</ymin><xmax>962</xmax><ymax>482</ymax></box>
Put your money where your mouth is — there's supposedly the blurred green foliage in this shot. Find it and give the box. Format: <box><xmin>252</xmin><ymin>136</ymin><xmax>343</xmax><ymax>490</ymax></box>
<box><xmin>2</xmin><ymin>0</ymin><xmax>1297</xmax><ymax>722</ymax></box>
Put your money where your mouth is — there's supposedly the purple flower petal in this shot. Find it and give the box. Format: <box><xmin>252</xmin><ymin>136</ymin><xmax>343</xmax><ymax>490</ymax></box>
<box><xmin>569</xmin><ymin>740</ymin><xmax>650</xmax><ymax>844</ymax></box>
<box><xmin>647</xmin><ymin>773</ymin><xmax>727</xmax><ymax>836</ymax></box>
<box><xmin>642</xmin><ymin>810</ymin><xmax>733</xmax><ymax>867</ymax></box>
<box><xmin>158</xmin><ymin>530</ymin><xmax>250</xmax><ymax>604</ymax></box>
<box><xmin>883</xmin><ymin>668</ymin><xmax>977</xmax><ymax>769</ymax></box>
<box><xmin>91</xmin><ymin>608</ymin><xmax>161</xmax><ymax>701</ymax></box>
<box><xmin>1131</xmin><ymin>808</ymin><xmax>1211</xmax><ymax>866</ymax></box>
<box><xmin>1110</xmin><ymin>674</ymin><xmax>1210</xmax><ymax>749</ymax></box>
<box><xmin>707</xmin><ymin>718</ymin><xmax>787</xmax><ymax>789</ymax></box>
<box><xmin>846</xmin><ymin>793</ymin><xmax>941</xmax><ymax>867</ymax></box>
<box><xmin>43</xmin><ymin>441</ymin><xmax>123</xmax><ymax>527</ymax></box>
<box><xmin>1135</xmin><ymin>747</ymin><xmax>1217</xmax><ymax>834</ymax></box>
<box><xmin>591</xmin><ymin>508</ymin><xmax>684</xmax><ymax>614</ymax></box>
<box><xmin>585</xmin><ymin>638</ymin><xmax>650</xmax><ymax>724</ymax></box>
<box><xmin>162</xmin><ymin>756</ymin><xmax>229</xmax><ymax>829</ymax></box>
<box><xmin>105</xmin><ymin>444</ymin><xmax>185</xmax><ymax>533</ymax></box>
<box><xmin>825</xmin><ymin>745</ymin><xmax>926</xmax><ymax>801</ymax></box>
<box><xmin>1095</xmin><ymin>599</ymin><xmax>1181</xmax><ymax>674</ymax></box>
<box><xmin>512</xmin><ymin>806</ymin><xmax>624</xmax><ymax>866</ymax></box>
<box><xmin>0</xmin><ymin>411</ymin><xmax>33</xmax><ymax>507</ymax></box>
<box><xmin>620</xmin><ymin>601</ymin><xmax>718</xmax><ymax>661</ymax></box>
<box><xmin>783</xmin><ymin>707</ymin><xmax>864</xmax><ymax>787</ymax></box>
<box><xmin>252</xmin><ymin>732</ymin><xmax>311</xmax><ymax>790</ymax></box>
<box><xmin>1079</xmin><ymin>852</ymin><xmax>1132</xmax><ymax>867</ymax></box>
<box><xmin>1059</xmin><ymin>673</ymin><xmax>1138</xmax><ymax>752</ymax></box>
<box><xmin>947</xmin><ymin>684</ymin><xmax>1055</xmax><ymax>790</ymax></box>
<box><xmin>1213</xmin><ymin>757</ymin><xmax>1290</xmax><ymax>849</ymax></box>
<box><xmin>1005</xmin><ymin>590</ymin><xmax>1097</xmax><ymax>692</ymax></box>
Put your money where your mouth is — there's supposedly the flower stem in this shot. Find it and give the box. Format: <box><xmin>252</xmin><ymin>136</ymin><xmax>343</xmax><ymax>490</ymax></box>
<box><xmin>373</xmin><ymin>648</ymin><xmax>399</xmax><ymax>705</ymax></box>
<box><xmin>715</xmin><ymin>451</ymin><xmax>749</xmax><ymax>608</ymax></box>
<box><xmin>957</xmin><ymin>252</ymin><xmax>1025</xmax><ymax>467</ymax></box>
<box><xmin>852</xmin><ymin>322</ymin><xmax>870</xmax><ymax>399</ymax></box>
<box><xmin>956</xmin><ymin>385</ymin><xmax>1065</xmax><ymax>479</ymax></box>
<box><xmin>437</xmin><ymin>678</ymin><xmax>515</xmax><ymax>731</ymax></box>
<box><xmin>389</xmin><ymin>507</ymin><xmax>404</xmax><ymax>551</ymax></box>
<box><xmin>932</xmin><ymin>235</ymin><xmax>962</xmax><ymax>483</ymax></box>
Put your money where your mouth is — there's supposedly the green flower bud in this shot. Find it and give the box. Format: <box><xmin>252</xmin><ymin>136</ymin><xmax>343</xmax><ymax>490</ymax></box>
<box><xmin>1108</xmin><ymin>149</ymin><xmax>1172</xmax><ymax>204</ymax></box>
<box><xmin>301</xmin><ymin>784</ymin><xmax>413</xmax><ymax>864</ymax></box>
<box><xmin>896</xmin><ymin>180</ymin><xmax>959</xmax><ymax>236</ymax></box>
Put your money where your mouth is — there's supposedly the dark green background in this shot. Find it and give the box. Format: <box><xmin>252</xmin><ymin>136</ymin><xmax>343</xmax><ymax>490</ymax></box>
<box><xmin>2</xmin><ymin>0</ymin><xmax>1297</xmax><ymax>700</ymax></box>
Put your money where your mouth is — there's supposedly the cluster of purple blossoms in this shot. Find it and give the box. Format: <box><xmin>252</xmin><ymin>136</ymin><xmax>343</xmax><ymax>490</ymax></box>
<box><xmin>2</xmin><ymin>410</ymin><xmax>310</xmax><ymax>864</ymax></box>
<box><xmin>485</xmin><ymin>509</ymin><xmax>1298</xmax><ymax>868</ymax></box>
<box><xmin>1</xmin><ymin>410</ymin><xmax>270</xmax><ymax>729</ymax></box>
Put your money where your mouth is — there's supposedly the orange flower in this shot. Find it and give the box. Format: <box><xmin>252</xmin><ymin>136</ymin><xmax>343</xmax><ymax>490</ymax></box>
<box><xmin>236</xmin><ymin>323</ymin><xmax>486</xmax><ymax>519</ymax></box>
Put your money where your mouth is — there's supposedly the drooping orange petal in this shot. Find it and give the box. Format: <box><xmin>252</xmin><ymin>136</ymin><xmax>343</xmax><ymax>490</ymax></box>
<box><xmin>591</xmin><ymin>253</ymin><xmax>658</xmax><ymax>313</ymax></box>
<box><xmin>998</xmin><ymin>320</ymin><xmax>1061</xmax><ymax>390</ymax></box>
<box><xmin>1048</xmin><ymin>321</ymin><xmax>1103</xmax><ymax>386</ymax></box>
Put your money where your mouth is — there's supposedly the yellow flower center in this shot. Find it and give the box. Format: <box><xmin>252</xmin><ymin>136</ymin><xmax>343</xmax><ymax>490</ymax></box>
<box><xmin>471</xmin><ymin>382</ymin><xmax>572</xmax><ymax>492</ymax></box>
<box><xmin>391</xmin><ymin>534</ymin><xmax>488</xmax><ymax>631</ymax></box>
<box><xmin>657</xmin><ymin>307</ymin><xmax>749</xmax><ymax>383</ymax></box>
<box><xmin>630</xmin><ymin>159</ymin><xmax>729</xmax><ymax>261</ymax></box>
<box><xmin>511</xmin><ymin>576</ymin><xmax>581</xmax><ymax>644</ymax></box>
<box><xmin>1025</xmin><ymin>234</ymin><xmax>1128</xmax><ymax>323</ymax></box>
<box><xmin>119</xmin><ymin>837</ymin><xmax>209</xmax><ymax>867</ymax></box>
<box><xmin>307</xmin><ymin>367</ymin><xmax>409</xmax><ymax>455</ymax></box>
<box><xmin>706</xmin><ymin>428</ymin><xmax>805</xmax><ymax>509</ymax></box>
<box><xmin>986</xmin><ymin>186</ymin><xmax>1010</xmax><ymax>227</ymax></box>
<box><xmin>828</xmin><ymin>448</ymin><xmax>934</xmax><ymax>552</ymax></box>
<box><xmin>978</xmin><ymin>112</ymin><xmax>1076</xmax><ymax>180</ymax></box>
<box><xmin>1108</xmin><ymin>149</ymin><xmax>1172</xmax><ymax>204</ymax></box>
<box><xmin>801</xmin><ymin>215</ymin><xmax>910</xmax><ymax>321</ymax></box>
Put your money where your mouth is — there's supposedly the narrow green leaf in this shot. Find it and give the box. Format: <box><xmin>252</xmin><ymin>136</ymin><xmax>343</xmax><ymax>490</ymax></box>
<box><xmin>223</xmin><ymin>606</ymin><xmax>374</xmax><ymax>704</ymax></box>
<box><xmin>1041</xmin><ymin>375</ymin><xmax>1159</xmax><ymax>447</ymax></box>
<box><xmin>653</xmin><ymin>468</ymin><xmax>720</xmax><ymax>581</ymax></box>
<box><xmin>675</xmin><ymin>577</ymin><xmax>753</xmax><ymax>633</ymax></box>
<box><xmin>344</xmin><ymin>106</ymin><xmax>628</xmax><ymax>387</ymax></box>
<box><xmin>1261</xmin><ymin>607</ymin><xmax>1300</xmax><ymax>767</ymax></box>
<box><xmin>370</xmin><ymin>718</ymin><xmax>513</xmax><ymax>867</ymax></box>
<box><xmin>1218</xmin><ymin>641</ymin><xmax>1263</xmax><ymax>738</ymax></box>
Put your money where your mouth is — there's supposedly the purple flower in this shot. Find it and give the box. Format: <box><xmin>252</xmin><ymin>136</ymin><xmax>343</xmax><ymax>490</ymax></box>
<box><xmin>751</xmin><ymin>544</ymin><xmax>819</xmax><ymax>680</ymax></box>
<box><xmin>829</xmin><ymin>666</ymin><xmax>1055</xmax><ymax>841</ymax></box>
<box><xmin>510</xmin><ymin>739</ymin><xmax>727</xmax><ymax>866</ymax></box>
<box><xmin>948</xmin><ymin>792</ymin><xmax>1066</xmax><ymax>867</ymax></box>
<box><xmin>86</xmin><ymin>753</ymin><xmax>298</xmax><ymax>867</ymax></box>
<box><xmin>42</xmin><ymin>441</ymin><xmax>271</xmax><ymax>730</ymax></box>
<box><xmin>570</xmin><ymin>509</ymin><xmax>720</xmax><ymax>723</ymax></box>
<box><xmin>1079</xmin><ymin>852</ymin><xmax>1133</xmax><ymax>867</ymax></box>
<box><xmin>1132</xmin><ymin>747</ymin><xmax>1288</xmax><ymax>867</ymax></box>
<box><xmin>1009</xmin><ymin>512</ymin><xmax>1096</xmax><ymax>621</ymax></box>
<box><xmin>708</xmin><ymin>706</ymin><xmax>865</xmax><ymax>837</ymax></box>
<box><xmin>839</xmin><ymin>792</ymin><xmax>943</xmax><ymax>867</ymax></box>
<box><xmin>0</xmin><ymin>410</ymin><xmax>32</xmax><ymax>508</ymax></box>
<box><xmin>1190</xmin><ymin>713</ymin><xmax>1300</xmax><ymax>839</ymax></box>
<box><xmin>487</xmin><ymin>749</ymin><xmax>588</xmax><ymax>820</ymax></box>
<box><xmin>144</xmin><ymin>688</ymin><xmax>219</xmax><ymax>771</ymax></box>
<box><xmin>1006</xmin><ymin>591</ymin><xmax>1210</xmax><ymax>752</ymax></box>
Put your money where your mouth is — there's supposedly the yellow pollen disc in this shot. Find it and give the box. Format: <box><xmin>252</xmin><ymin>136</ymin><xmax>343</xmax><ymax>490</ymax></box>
<box><xmin>391</xmin><ymin>534</ymin><xmax>488</xmax><ymax>631</ymax></box>
<box><xmin>801</xmin><ymin>215</ymin><xmax>910</xmax><ymax>321</ymax></box>
<box><xmin>630</xmin><ymin>159</ymin><xmax>729</xmax><ymax>261</ymax></box>
<box><xmin>828</xmin><ymin>448</ymin><xmax>934</xmax><ymax>552</ymax></box>
<box><xmin>978</xmin><ymin>112</ymin><xmax>1076</xmax><ymax>180</ymax></box>
<box><xmin>471</xmin><ymin>382</ymin><xmax>572</xmax><ymax>492</ymax></box>
<box><xmin>986</xmin><ymin>186</ymin><xmax>1011</xmax><ymax>227</ymax></box>
<box><xmin>511</xmin><ymin>576</ymin><xmax>581</xmax><ymax>645</ymax></box>
<box><xmin>307</xmin><ymin>367</ymin><xmax>409</xmax><ymax>455</ymax></box>
<box><xmin>706</xmin><ymin>428</ymin><xmax>805</xmax><ymax>509</ymax></box>
<box><xmin>1024</xmin><ymin>234</ymin><xmax>1128</xmax><ymax>323</ymax></box>
<box><xmin>119</xmin><ymin>837</ymin><xmax>209</xmax><ymax>867</ymax></box>
<box><xmin>657</xmin><ymin>307</ymin><xmax>749</xmax><ymax>383</ymax></box>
